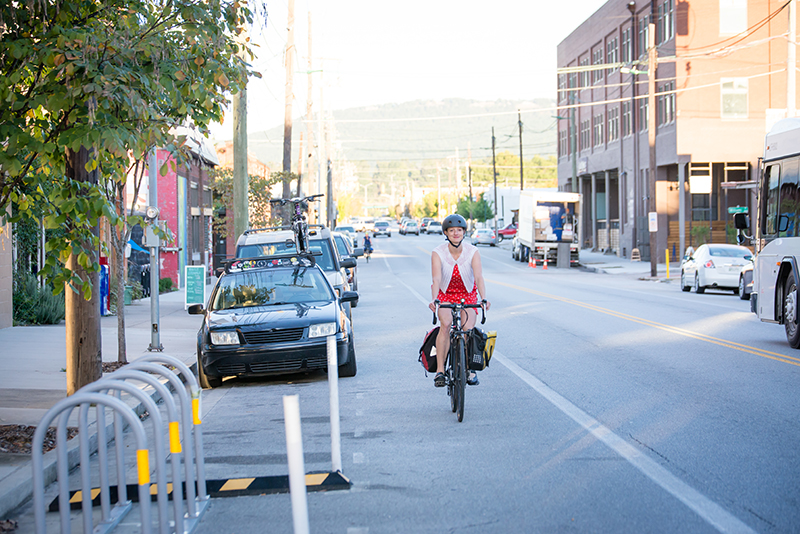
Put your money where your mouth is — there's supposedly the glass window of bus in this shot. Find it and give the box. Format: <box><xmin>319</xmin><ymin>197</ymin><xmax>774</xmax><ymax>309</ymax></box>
<box><xmin>764</xmin><ymin>164</ymin><xmax>780</xmax><ymax>235</ymax></box>
<box><xmin>779</xmin><ymin>157</ymin><xmax>800</xmax><ymax>237</ymax></box>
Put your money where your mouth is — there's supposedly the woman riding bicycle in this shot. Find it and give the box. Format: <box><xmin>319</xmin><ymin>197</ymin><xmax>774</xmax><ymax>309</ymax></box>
<box><xmin>429</xmin><ymin>214</ymin><xmax>490</xmax><ymax>387</ymax></box>
<box><xmin>363</xmin><ymin>234</ymin><xmax>373</xmax><ymax>261</ymax></box>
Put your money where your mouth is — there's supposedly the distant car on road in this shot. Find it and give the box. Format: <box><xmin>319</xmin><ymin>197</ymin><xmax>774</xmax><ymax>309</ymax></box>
<box><xmin>680</xmin><ymin>243</ymin><xmax>753</xmax><ymax>294</ymax></box>
<box><xmin>400</xmin><ymin>220</ymin><xmax>420</xmax><ymax>235</ymax></box>
<box><xmin>420</xmin><ymin>217</ymin><xmax>434</xmax><ymax>233</ymax></box>
<box><xmin>372</xmin><ymin>221</ymin><xmax>392</xmax><ymax>237</ymax></box>
<box><xmin>427</xmin><ymin>221</ymin><xmax>443</xmax><ymax>234</ymax></box>
<box><xmin>471</xmin><ymin>228</ymin><xmax>497</xmax><ymax>246</ymax></box>
<box><xmin>497</xmin><ymin>223</ymin><xmax>517</xmax><ymax>242</ymax></box>
<box><xmin>188</xmin><ymin>255</ymin><xmax>359</xmax><ymax>388</ymax></box>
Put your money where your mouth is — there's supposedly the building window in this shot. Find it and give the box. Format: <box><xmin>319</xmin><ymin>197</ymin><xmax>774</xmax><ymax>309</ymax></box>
<box><xmin>558</xmin><ymin>74</ymin><xmax>568</xmax><ymax>103</ymax></box>
<box><xmin>191</xmin><ymin>216</ymin><xmax>201</xmax><ymax>253</ymax></box>
<box><xmin>592</xmin><ymin>47</ymin><xmax>604</xmax><ymax>84</ymax></box>
<box><xmin>622</xmin><ymin>101</ymin><xmax>633</xmax><ymax>137</ymax></box>
<box><xmin>638</xmin><ymin>15</ymin><xmax>650</xmax><ymax>55</ymax></box>
<box><xmin>569</xmin><ymin>71</ymin><xmax>578</xmax><ymax>92</ymax></box>
<box><xmin>638</xmin><ymin>98</ymin><xmax>648</xmax><ymax>131</ymax></box>
<box><xmin>658</xmin><ymin>81</ymin><xmax>675</xmax><ymax>126</ymax></box>
<box><xmin>559</xmin><ymin>129</ymin><xmax>569</xmax><ymax>157</ymax></box>
<box><xmin>203</xmin><ymin>186</ymin><xmax>212</xmax><ymax>207</ymax></box>
<box><xmin>190</xmin><ymin>181</ymin><xmax>198</xmax><ymax>207</ymax></box>
<box><xmin>721</xmin><ymin>78</ymin><xmax>748</xmax><ymax>119</ymax></box>
<box><xmin>608</xmin><ymin>107</ymin><xmax>619</xmax><ymax>142</ymax></box>
<box><xmin>720</xmin><ymin>0</ymin><xmax>747</xmax><ymax>35</ymax></box>
<box><xmin>622</xmin><ymin>26</ymin><xmax>633</xmax><ymax>63</ymax></box>
<box><xmin>593</xmin><ymin>113</ymin><xmax>604</xmax><ymax>146</ymax></box>
<box><xmin>580</xmin><ymin>119</ymin><xmax>591</xmax><ymax>151</ymax></box>
<box><xmin>579</xmin><ymin>57</ymin><xmax>590</xmax><ymax>87</ymax></box>
<box><xmin>606</xmin><ymin>37</ymin><xmax>618</xmax><ymax>75</ymax></box>
<box><xmin>657</xmin><ymin>0</ymin><xmax>674</xmax><ymax>44</ymax></box>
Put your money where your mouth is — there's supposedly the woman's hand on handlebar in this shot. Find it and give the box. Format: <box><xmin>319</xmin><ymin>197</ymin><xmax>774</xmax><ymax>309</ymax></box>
<box><xmin>428</xmin><ymin>299</ymin><xmax>439</xmax><ymax>313</ymax></box>
<box><xmin>481</xmin><ymin>299</ymin><xmax>491</xmax><ymax>311</ymax></box>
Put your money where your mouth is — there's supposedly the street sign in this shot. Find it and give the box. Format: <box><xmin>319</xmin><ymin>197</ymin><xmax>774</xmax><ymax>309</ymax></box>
<box><xmin>185</xmin><ymin>265</ymin><xmax>206</xmax><ymax>309</ymax></box>
<box><xmin>648</xmin><ymin>211</ymin><xmax>658</xmax><ymax>232</ymax></box>
<box><xmin>728</xmin><ymin>206</ymin><xmax>748</xmax><ymax>214</ymax></box>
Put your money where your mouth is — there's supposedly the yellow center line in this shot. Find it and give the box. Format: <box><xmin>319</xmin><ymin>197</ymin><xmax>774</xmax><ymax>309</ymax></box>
<box><xmin>487</xmin><ymin>277</ymin><xmax>800</xmax><ymax>368</ymax></box>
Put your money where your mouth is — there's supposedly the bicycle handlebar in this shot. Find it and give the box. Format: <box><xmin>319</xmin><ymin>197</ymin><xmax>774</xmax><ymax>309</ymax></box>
<box><xmin>270</xmin><ymin>193</ymin><xmax>325</xmax><ymax>206</ymax></box>
<box><xmin>432</xmin><ymin>299</ymin><xmax>486</xmax><ymax>326</ymax></box>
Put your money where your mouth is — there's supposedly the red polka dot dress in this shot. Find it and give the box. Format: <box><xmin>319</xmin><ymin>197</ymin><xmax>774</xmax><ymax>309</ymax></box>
<box><xmin>438</xmin><ymin>263</ymin><xmax>478</xmax><ymax>304</ymax></box>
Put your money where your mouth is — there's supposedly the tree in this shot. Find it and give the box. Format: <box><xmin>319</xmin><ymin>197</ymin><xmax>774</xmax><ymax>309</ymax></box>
<box><xmin>457</xmin><ymin>193</ymin><xmax>493</xmax><ymax>223</ymax></box>
<box><xmin>0</xmin><ymin>0</ymin><xmax>257</xmax><ymax>392</ymax></box>
<box><xmin>211</xmin><ymin>167</ymin><xmax>281</xmax><ymax>236</ymax></box>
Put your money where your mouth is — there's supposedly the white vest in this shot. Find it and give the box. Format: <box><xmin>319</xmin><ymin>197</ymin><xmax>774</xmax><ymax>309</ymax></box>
<box><xmin>434</xmin><ymin>241</ymin><xmax>477</xmax><ymax>293</ymax></box>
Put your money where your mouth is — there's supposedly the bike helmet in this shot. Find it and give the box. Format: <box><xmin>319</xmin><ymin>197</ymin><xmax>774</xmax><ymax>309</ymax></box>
<box><xmin>442</xmin><ymin>214</ymin><xmax>467</xmax><ymax>232</ymax></box>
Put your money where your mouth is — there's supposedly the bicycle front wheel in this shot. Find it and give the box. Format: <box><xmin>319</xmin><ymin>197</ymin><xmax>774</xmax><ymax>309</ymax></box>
<box><xmin>455</xmin><ymin>337</ymin><xmax>466</xmax><ymax>422</ymax></box>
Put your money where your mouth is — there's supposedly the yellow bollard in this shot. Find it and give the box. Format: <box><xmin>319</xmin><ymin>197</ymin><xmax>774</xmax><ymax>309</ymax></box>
<box><xmin>666</xmin><ymin>248</ymin><xmax>670</xmax><ymax>279</ymax></box>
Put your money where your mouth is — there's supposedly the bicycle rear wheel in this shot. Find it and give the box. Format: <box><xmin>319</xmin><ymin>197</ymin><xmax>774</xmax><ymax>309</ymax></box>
<box><xmin>455</xmin><ymin>337</ymin><xmax>466</xmax><ymax>422</ymax></box>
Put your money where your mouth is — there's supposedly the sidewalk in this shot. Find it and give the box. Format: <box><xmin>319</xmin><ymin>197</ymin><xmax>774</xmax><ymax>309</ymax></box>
<box><xmin>0</xmin><ymin>287</ymin><xmax>206</xmax><ymax>520</ymax></box>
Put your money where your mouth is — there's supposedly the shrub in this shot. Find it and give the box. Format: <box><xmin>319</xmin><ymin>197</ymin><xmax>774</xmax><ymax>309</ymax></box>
<box><xmin>691</xmin><ymin>225</ymin><xmax>710</xmax><ymax>246</ymax></box>
<box><xmin>159</xmin><ymin>277</ymin><xmax>173</xmax><ymax>293</ymax></box>
<box><xmin>13</xmin><ymin>270</ymin><xmax>65</xmax><ymax>325</ymax></box>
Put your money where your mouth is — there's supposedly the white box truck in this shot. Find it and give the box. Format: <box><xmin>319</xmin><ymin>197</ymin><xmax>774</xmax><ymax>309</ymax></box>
<box><xmin>512</xmin><ymin>190</ymin><xmax>581</xmax><ymax>266</ymax></box>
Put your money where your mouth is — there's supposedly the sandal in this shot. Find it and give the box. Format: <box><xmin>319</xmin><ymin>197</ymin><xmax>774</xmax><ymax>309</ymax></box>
<box><xmin>434</xmin><ymin>372</ymin><xmax>446</xmax><ymax>387</ymax></box>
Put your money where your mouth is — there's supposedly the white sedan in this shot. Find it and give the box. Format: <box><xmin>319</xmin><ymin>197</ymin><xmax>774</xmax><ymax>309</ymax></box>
<box><xmin>681</xmin><ymin>244</ymin><xmax>753</xmax><ymax>295</ymax></box>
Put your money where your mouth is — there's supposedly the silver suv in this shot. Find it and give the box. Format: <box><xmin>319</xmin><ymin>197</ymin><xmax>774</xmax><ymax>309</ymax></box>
<box><xmin>235</xmin><ymin>226</ymin><xmax>357</xmax><ymax>320</ymax></box>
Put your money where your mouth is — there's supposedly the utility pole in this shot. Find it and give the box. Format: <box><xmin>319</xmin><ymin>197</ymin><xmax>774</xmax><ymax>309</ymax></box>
<box><xmin>492</xmin><ymin>127</ymin><xmax>498</xmax><ymax>237</ymax></box>
<box><xmin>468</xmin><ymin>143</ymin><xmax>474</xmax><ymax>231</ymax></box>
<box><xmin>436</xmin><ymin>164</ymin><xmax>442</xmax><ymax>219</ymax></box>
<box><xmin>233</xmin><ymin>15</ymin><xmax>249</xmax><ymax>238</ymax></box>
<box><xmin>282</xmin><ymin>0</ymin><xmax>296</xmax><ymax>214</ymax></box>
<box><xmin>297</xmin><ymin>133</ymin><xmax>304</xmax><ymax>196</ymax></box>
<box><xmin>518</xmin><ymin>110</ymin><xmax>524</xmax><ymax>190</ymax></box>
<box><xmin>647</xmin><ymin>13</ymin><xmax>657</xmax><ymax>277</ymax></box>
<box><xmin>790</xmin><ymin>0</ymin><xmax>797</xmax><ymax>117</ymax></box>
<box><xmin>628</xmin><ymin>1</ymin><xmax>639</xmax><ymax>257</ymax></box>
<box><xmin>306</xmin><ymin>12</ymin><xmax>315</xmax><ymax>200</ymax></box>
<box><xmin>146</xmin><ymin>149</ymin><xmax>162</xmax><ymax>353</ymax></box>
<box><xmin>65</xmin><ymin>146</ymin><xmax>102</xmax><ymax>395</ymax></box>
<box><xmin>570</xmin><ymin>93</ymin><xmax>577</xmax><ymax>192</ymax></box>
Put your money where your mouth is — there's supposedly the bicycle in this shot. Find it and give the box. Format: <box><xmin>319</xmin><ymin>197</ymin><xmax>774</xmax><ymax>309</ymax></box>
<box><xmin>433</xmin><ymin>299</ymin><xmax>486</xmax><ymax>422</ymax></box>
<box><xmin>269</xmin><ymin>193</ymin><xmax>324</xmax><ymax>254</ymax></box>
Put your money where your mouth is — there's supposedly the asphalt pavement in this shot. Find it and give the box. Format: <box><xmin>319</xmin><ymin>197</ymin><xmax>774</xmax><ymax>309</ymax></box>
<box><xmin>0</xmin><ymin>242</ymin><xmax>676</xmax><ymax>524</ymax></box>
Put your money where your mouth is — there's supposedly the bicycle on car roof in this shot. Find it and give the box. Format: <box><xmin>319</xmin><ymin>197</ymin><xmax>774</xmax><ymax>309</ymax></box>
<box><xmin>269</xmin><ymin>193</ymin><xmax>324</xmax><ymax>254</ymax></box>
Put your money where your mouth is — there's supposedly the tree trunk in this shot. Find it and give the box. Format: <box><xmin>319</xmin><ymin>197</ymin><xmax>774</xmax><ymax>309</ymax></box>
<box><xmin>65</xmin><ymin>146</ymin><xmax>102</xmax><ymax>395</ymax></box>
<box><xmin>114</xmin><ymin>234</ymin><xmax>127</xmax><ymax>363</ymax></box>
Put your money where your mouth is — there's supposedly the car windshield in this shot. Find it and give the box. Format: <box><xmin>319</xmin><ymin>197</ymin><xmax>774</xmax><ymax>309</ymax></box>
<box><xmin>210</xmin><ymin>267</ymin><xmax>334</xmax><ymax>310</ymax></box>
<box><xmin>337</xmin><ymin>226</ymin><xmax>355</xmax><ymax>233</ymax></box>
<box><xmin>237</xmin><ymin>238</ymin><xmax>335</xmax><ymax>271</ymax></box>
<box><xmin>708</xmin><ymin>246</ymin><xmax>751</xmax><ymax>258</ymax></box>
<box><xmin>375</xmin><ymin>222</ymin><xmax>388</xmax><ymax>228</ymax></box>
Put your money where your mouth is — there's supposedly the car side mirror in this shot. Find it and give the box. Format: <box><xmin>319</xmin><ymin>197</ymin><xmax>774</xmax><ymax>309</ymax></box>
<box><xmin>352</xmin><ymin>247</ymin><xmax>364</xmax><ymax>257</ymax></box>
<box><xmin>340</xmin><ymin>291</ymin><xmax>359</xmax><ymax>304</ymax></box>
<box><xmin>187</xmin><ymin>304</ymin><xmax>205</xmax><ymax>315</ymax></box>
<box><xmin>341</xmin><ymin>257</ymin><xmax>357</xmax><ymax>269</ymax></box>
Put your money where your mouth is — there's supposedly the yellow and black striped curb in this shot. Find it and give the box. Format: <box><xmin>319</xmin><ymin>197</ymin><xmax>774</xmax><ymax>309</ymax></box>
<box><xmin>49</xmin><ymin>471</ymin><xmax>351</xmax><ymax>510</ymax></box>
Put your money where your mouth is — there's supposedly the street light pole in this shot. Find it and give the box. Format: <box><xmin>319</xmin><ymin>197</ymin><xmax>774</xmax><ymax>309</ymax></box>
<box><xmin>147</xmin><ymin>149</ymin><xmax>162</xmax><ymax>352</ymax></box>
<box><xmin>492</xmin><ymin>127</ymin><xmax>498</xmax><ymax>237</ymax></box>
<box><xmin>647</xmin><ymin>15</ymin><xmax>658</xmax><ymax>277</ymax></box>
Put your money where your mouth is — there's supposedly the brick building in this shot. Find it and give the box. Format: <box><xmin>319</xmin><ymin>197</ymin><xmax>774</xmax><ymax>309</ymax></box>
<box><xmin>557</xmin><ymin>0</ymin><xmax>798</xmax><ymax>261</ymax></box>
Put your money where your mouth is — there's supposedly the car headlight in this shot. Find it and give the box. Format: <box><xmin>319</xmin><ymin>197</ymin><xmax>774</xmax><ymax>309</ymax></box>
<box><xmin>210</xmin><ymin>331</ymin><xmax>240</xmax><ymax>345</ymax></box>
<box><xmin>309</xmin><ymin>322</ymin><xmax>336</xmax><ymax>338</ymax></box>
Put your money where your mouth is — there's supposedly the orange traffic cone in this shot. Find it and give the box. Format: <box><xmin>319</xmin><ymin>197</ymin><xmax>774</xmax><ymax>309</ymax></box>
<box><xmin>532</xmin><ymin>256</ymin><xmax>537</xmax><ymax>268</ymax></box>
<box><xmin>543</xmin><ymin>257</ymin><xmax>548</xmax><ymax>270</ymax></box>
<box><xmin>529</xmin><ymin>255</ymin><xmax>536</xmax><ymax>268</ymax></box>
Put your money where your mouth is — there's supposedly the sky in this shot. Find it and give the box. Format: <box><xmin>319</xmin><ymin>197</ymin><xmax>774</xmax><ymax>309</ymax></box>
<box><xmin>208</xmin><ymin>0</ymin><xmax>609</xmax><ymax>141</ymax></box>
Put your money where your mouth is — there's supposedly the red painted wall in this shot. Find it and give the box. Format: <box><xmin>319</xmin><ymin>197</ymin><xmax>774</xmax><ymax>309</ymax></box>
<box><xmin>157</xmin><ymin>149</ymin><xmax>180</xmax><ymax>288</ymax></box>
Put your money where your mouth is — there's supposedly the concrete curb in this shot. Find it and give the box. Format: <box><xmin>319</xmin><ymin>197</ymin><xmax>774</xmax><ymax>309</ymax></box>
<box><xmin>0</xmin><ymin>369</ymin><xmax>183</xmax><ymax>520</ymax></box>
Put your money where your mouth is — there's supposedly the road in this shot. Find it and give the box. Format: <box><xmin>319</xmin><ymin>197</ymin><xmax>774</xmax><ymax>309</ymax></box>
<box><xmin>195</xmin><ymin>232</ymin><xmax>800</xmax><ymax>534</ymax></box>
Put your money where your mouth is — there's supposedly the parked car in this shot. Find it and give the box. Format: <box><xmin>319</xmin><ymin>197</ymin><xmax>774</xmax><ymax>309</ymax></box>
<box><xmin>335</xmin><ymin>225</ymin><xmax>358</xmax><ymax>247</ymax></box>
<box><xmin>333</xmin><ymin>231</ymin><xmax>363</xmax><ymax>295</ymax></box>
<box><xmin>188</xmin><ymin>255</ymin><xmax>358</xmax><ymax>388</ymax></box>
<box><xmin>400</xmin><ymin>220</ymin><xmax>420</xmax><ymax>235</ymax></box>
<box><xmin>235</xmin><ymin>226</ymin><xmax>357</xmax><ymax>321</ymax></box>
<box><xmin>680</xmin><ymin>243</ymin><xmax>753</xmax><ymax>294</ymax></box>
<box><xmin>497</xmin><ymin>223</ymin><xmax>517</xmax><ymax>242</ymax></box>
<box><xmin>471</xmin><ymin>228</ymin><xmax>497</xmax><ymax>246</ymax></box>
<box><xmin>739</xmin><ymin>261</ymin><xmax>754</xmax><ymax>300</ymax></box>
<box><xmin>372</xmin><ymin>220</ymin><xmax>392</xmax><ymax>237</ymax></box>
<box><xmin>427</xmin><ymin>221</ymin><xmax>443</xmax><ymax>234</ymax></box>
<box><xmin>420</xmin><ymin>217</ymin><xmax>434</xmax><ymax>233</ymax></box>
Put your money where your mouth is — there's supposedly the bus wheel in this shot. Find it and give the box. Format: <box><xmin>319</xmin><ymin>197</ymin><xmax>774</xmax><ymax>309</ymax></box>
<box><xmin>784</xmin><ymin>271</ymin><xmax>800</xmax><ymax>348</ymax></box>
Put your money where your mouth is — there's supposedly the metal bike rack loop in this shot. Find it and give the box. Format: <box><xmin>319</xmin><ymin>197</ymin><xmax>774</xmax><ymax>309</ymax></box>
<box><xmin>32</xmin><ymin>393</ymin><xmax>152</xmax><ymax>534</ymax></box>
<box><xmin>79</xmin><ymin>376</ymin><xmax>178</xmax><ymax>534</ymax></box>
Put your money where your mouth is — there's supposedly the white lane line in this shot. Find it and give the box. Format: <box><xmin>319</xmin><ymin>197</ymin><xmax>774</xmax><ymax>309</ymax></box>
<box><xmin>495</xmin><ymin>351</ymin><xmax>755</xmax><ymax>534</ymax></box>
<box><xmin>389</xmin><ymin>254</ymin><xmax>755</xmax><ymax>534</ymax></box>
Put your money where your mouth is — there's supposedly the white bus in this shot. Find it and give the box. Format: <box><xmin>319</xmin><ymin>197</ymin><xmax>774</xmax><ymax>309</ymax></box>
<box><xmin>737</xmin><ymin>117</ymin><xmax>800</xmax><ymax>347</ymax></box>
